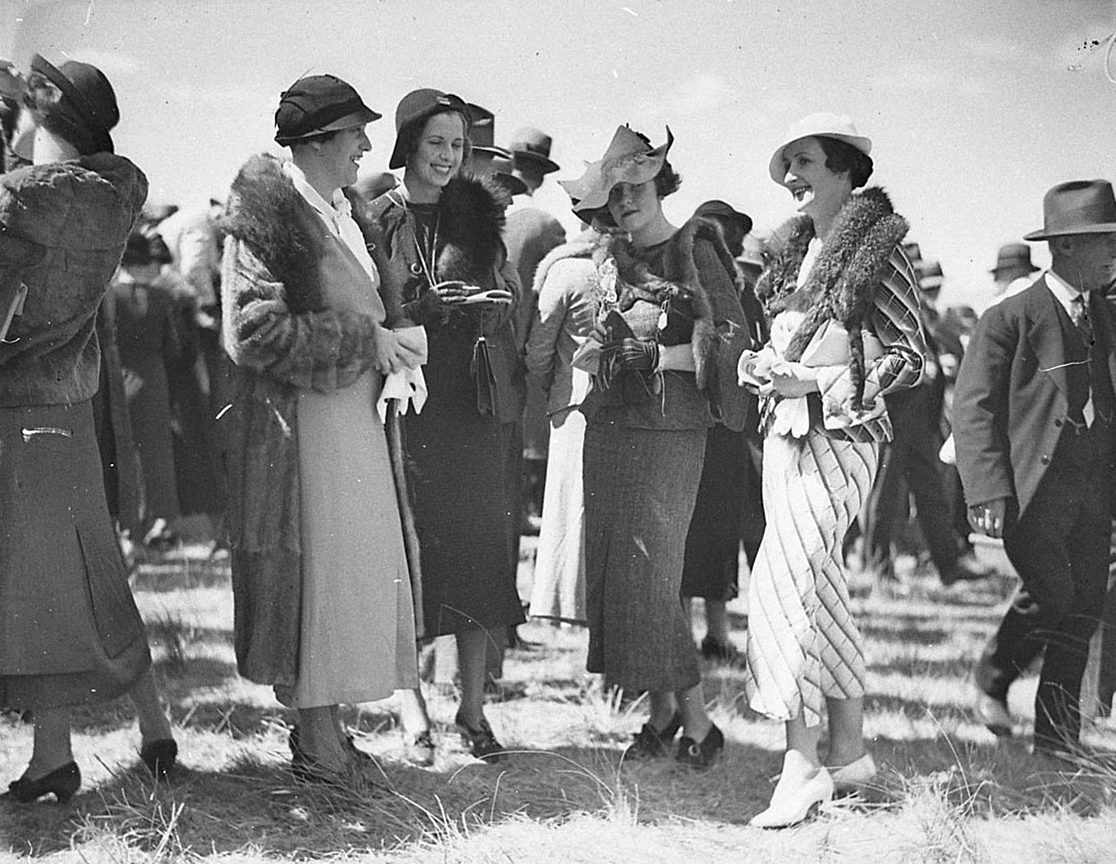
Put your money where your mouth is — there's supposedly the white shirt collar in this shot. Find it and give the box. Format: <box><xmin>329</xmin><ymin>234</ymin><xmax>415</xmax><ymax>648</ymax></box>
<box><xmin>1045</xmin><ymin>268</ymin><xmax>1089</xmax><ymax>318</ymax></box>
<box><xmin>284</xmin><ymin>160</ymin><xmax>350</xmax><ymax>231</ymax></box>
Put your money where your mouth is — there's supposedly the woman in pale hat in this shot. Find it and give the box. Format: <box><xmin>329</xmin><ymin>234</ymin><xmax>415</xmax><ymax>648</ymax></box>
<box><xmin>562</xmin><ymin>126</ymin><xmax>755</xmax><ymax>769</ymax></box>
<box><xmin>365</xmin><ymin>88</ymin><xmax>525</xmax><ymax>762</ymax></box>
<box><xmin>220</xmin><ymin>73</ymin><xmax>420</xmax><ymax>780</ymax></box>
<box><xmin>0</xmin><ymin>55</ymin><xmax>176</xmax><ymax>802</ymax></box>
<box><xmin>741</xmin><ymin>113</ymin><xmax>927</xmax><ymax>826</ymax></box>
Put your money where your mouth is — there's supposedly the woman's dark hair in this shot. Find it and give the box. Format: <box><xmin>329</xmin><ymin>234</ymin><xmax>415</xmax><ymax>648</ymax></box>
<box><xmin>816</xmin><ymin>136</ymin><xmax>873</xmax><ymax>189</ymax></box>
<box><xmin>397</xmin><ymin>109</ymin><xmax>471</xmax><ymax>167</ymax></box>
<box><xmin>631</xmin><ymin>129</ymin><xmax>681</xmax><ymax>198</ymax></box>
<box><xmin>22</xmin><ymin>75</ymin><xmax>101</xmax><ymax>156</ymax></box>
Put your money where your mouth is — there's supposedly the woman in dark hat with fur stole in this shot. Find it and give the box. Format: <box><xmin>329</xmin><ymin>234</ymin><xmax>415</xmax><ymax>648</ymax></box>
<box><xmin>561</xmin><ymin>126</ymin><xmax>755</xmax><ymax>770</ymax></box>
<box><xmin>220</xmin><ymin>74</ymin><xmax>421</xmax><ymax>780</ymax></box>
<box><xmin>365</xmin><ymin>88</ymin><xmax>525</xmax><ymax>761</ymax></box>
<box><xmin>0</xmin><ymin>55</ymin><xmax>175</xmax><ymax>802</ymax></box>
<box><xmin>741</xmin><ymin>114</ymin><xmax>928</xmax><ymax>827</ymax></box>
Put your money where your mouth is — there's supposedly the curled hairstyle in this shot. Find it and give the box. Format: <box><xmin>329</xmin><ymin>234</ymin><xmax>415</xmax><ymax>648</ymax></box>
<box><xmin>397</xmin><ymin>109</ymin><xmax>472</xmax><ymax>168</ymax></box>
<box><xmin>21</xmin><ymin>71</ymin><xmax>101</xmax><ymax>156</ymax></box>
<box><xmin>816</xmin><ymin>136</ymin><xmax>873</xmax><ymax>189</ymax></box>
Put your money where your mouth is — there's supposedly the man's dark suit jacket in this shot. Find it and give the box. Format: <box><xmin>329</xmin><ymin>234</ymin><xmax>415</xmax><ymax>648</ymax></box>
<box><xmin>953</xmin><ymin>274</ymin><xmax>1116</xmax><ymax>521</ymax></box>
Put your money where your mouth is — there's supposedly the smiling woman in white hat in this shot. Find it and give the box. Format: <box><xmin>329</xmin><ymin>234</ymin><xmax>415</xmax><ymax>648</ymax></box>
<box><xmin>741</xmin><ymin>113</ymin><xmax>929</xmax><ymax>827</ymax></box>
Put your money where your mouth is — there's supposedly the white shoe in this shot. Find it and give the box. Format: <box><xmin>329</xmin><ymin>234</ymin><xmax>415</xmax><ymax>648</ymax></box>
<box><xmin>750</xmin><ymin>750</ymin><xmax>834</xmax><ymax>829</ymax></box>
<box><xmin>974</xmin><ymin>690</ymin><xmax>1013</xmax><ymax>737</ymax></box>
<box><xmin>828</xmin><ymin>752</ymin><xmax>877</xmax><ymax>791</ymax></box>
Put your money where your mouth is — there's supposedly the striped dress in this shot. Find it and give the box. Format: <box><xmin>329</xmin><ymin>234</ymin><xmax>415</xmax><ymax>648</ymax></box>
<box><xmin>745</xmin><ymin>244</ymin><xmax>925</xmax><ymax>725</ymax></box>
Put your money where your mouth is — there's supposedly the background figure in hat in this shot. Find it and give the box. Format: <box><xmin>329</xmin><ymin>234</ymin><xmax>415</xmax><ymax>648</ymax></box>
<box><xmin>984</xmin><ymin>242</ymin><xmax>1041</xmax><ymax>311</ymax></box>
<box><xmin>858</xmin><ymin>251</ymin><xmax>990</xmax><ymax>588</ymax></box>
<box><xmin>744</xmin><ymin>113</ymin><xmax>927</xmax><ymax>827</ymax></box>
<box><xmin>111</xmin><ymin>232</ymin><xmax>187</xmax><ymax>551</ymax></box>
<box><xmin>0</xmin><ymin>55</ymin><xmax>176</xmax><ymax>802</ymax></box>
<box><xmin>679</xmin><ymin>199</ymin><xmax>764</xmax><ymax>665</ymax></box>
<box><xmin>365</xmin><ymin>87</ymin><xmax>525</xmax><ymax>763</ymax></box>
<box><xmin>954</xmin><ymin>179</ymin><xmax>1116</xmax><ymax>755</ymax></box>
<box><xmin>219</xmin><ymin>73</ymin><xmax>421</xmax><ymax>780</ymax></box>
<box><xmin>565</xmin><ymin>125</ymin><xmax>754</xmax><ymax>772</ymax></box>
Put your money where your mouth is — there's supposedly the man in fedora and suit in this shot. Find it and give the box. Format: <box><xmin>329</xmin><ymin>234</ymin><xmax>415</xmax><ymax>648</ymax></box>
<box><xmin>954</xmin><ymin>179</ymin><xmax>1116</xmax><ymax>754</ymax></box>
<box><xmin>984</xmin><ymin>242</ymin><xmax>1041</xmax><ymax>311</ymax></box>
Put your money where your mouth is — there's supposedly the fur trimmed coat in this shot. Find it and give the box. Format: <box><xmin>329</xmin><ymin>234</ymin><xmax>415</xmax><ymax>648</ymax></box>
<box><xmin>755</xmin><ymin>187</ymin><xmax>928</xmax><ymax>442</ymax></box>
<box><xmin>219</xmin><ymin>153</ymin><xmax>396</xmax><ymax>685</ymax></box>
<box><xmin>581</xmin><ymin>215</ymin><xmax>756</xmax><ymax>432</ymax></box>
<box><xmin>365</xmin><ymin>175</ymin><xmax>525</xmax><ymax>423</ymax></box>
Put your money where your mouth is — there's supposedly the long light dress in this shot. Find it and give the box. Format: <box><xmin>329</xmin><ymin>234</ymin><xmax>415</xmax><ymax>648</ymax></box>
<box><xmin>287</xmin><ymin>184</ymin><xmax>419</xmax><ymax>708</ymax></box>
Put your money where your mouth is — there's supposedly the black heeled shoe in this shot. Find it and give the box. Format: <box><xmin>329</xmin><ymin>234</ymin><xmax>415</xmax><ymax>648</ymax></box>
<box><xmin>675</xmin><ymin>722</ymin><xmax>724</xmax><ymax>770</ymax></box>
<box><xmin>140</xmin><ymin>739</ymin><xmax>178</xmax><ymax>780</ymax></box>
<box><xmin>4</xmin><ymin>761</ymin><xmax>81</xmax><ymax>804</ymax></box>
<box><xmin>454</xmin><ymin>712</ymin><xmax>504</xmax><ymax>762</ymax></box>
<box><xmin>625</xmin><ymin>711</ymin><xmax>683</xmax><ymax>760</ymax></box>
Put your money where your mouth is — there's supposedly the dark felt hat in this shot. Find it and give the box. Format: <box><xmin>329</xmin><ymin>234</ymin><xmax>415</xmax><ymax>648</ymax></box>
<box><xmin>694</xmin><ymin>199</ymin><xmax>753</xmax><ymax>237</ymax></box>
<box><xmin>388</xmin><ymin>88</ymin><xmax>469</xmax><ymax>170</ymax></box>
<box><xmin>510</xmin><ymin>126</ymin><xmax>559</xmax><ymax>174</ymax></box>
<box><xmin>990</xmin><ymin>242</ymin><xmax>1038</xmax><ymax>275</ymax></box>
<box><xmin>30</xmin><ymin>54</ymin><xmax>118</xmax><ymax>154</ymax></box>
<box><xmin>274</xmin><ymin>74</ymin><xmax>380</xmax><ymax>147</ymax></box>
<box><xmin>467</xmin><ymin>102</ymin><xmax>499</xmax><ymax>156</ymax></box>
<box><xmin>1024</xmin><ymin>179</ymin><xmax>1116</xmax><ymax>240</ymax></box>
<box><xmin>486</xmin><ymin>147</ymin><xmax>528</xmax><ymax>197</ymax></box>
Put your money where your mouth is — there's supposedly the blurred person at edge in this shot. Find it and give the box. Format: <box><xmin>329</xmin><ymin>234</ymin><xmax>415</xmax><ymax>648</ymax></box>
<box><xmin>680</xmin><ymin>200</ymin><xmax>764</xmax><ymax>665</ymax></box>
<box><xmin>564</xmin><ymin>126</ymin><xmax>754</xmax><ymax>772</ymax></box>
<box><xmin>956</xmin><ymin>180</ymin><xmax>1116</xmax><ymax>756</ymax></box>
<box><xmin>0</xmin><ymin>55</ymin><xmax>176</xmax><ymax>804</ymax></box>
<box><xmin>743</xmin><ymin>114</ymin><xmax>927</xmax><ymax>827</ymax></box>
<box><xmin>365</xmin><ymin>88</ymin><xmax>525</xmax><ymax>763</ymax></box>
<box><xmin>219</xmin><ymin>74</ymin><xmax>421</xmax><ymax>780</ymax></box>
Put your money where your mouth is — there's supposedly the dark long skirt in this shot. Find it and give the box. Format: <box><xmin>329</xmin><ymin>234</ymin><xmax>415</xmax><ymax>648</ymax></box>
<box><xmin>583</xmin><ymin>409</ymin><xmax>705</xmax><ymax>693</ymax></box>
<box><xmin>0</xmin><ymin>400</ymin><xmax>150</xmax><ymax>709</ymax></box>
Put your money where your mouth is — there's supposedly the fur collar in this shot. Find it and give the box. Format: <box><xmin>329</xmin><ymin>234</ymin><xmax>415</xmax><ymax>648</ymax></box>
<box><xmin>220</xmin><ymin>154</ymin><xmax>385</xmax><ymax>314</ymax></box>
<box><xmin>756</xmin><ymin>186</ymin><xmax>908</xmax><ymax>408</ymax></box>
<box><xmin>588</xmin><ymin>215</ymin><xmax>741</xmax><ymax>390</ymax></box>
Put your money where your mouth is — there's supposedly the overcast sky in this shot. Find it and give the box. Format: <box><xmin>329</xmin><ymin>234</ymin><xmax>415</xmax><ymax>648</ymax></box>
<box><xmin>3</xmin><ymin>0</ymin><xmax>1113</xmax><ymax>308</ymax></box>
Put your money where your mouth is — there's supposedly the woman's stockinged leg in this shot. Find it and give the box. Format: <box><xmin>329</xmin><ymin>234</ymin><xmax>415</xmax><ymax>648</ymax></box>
<box><xmin>648</xmin><ymin>690</ymin><xmax>679</xmax><ymax>731</ymax></box>
<box><xmin>825</xmin><ymin>696</ymin><xmax>866</xmax><ymax>766</ymax></box>
<box><xmin>297</xmin><ymin>704</ymin><xmax>348</xmax><ymax>772</ymax></box>
<box><xmin>455</xmin><ymin>627</ymin><xmax>490</xmax><ymax>725</ymax></box>
<box><xmin>28</xmin><ymin>707</ymin><xmax>73</xmax><ymax>778</ymax></box>
<box><xmin>675</xmin><ymin>683</ymin><xmax>711</xmax><ymax>742</ymax></box>
<box><xmin>129</xmin><ymin>669</ymin><xmax>174</xmax><ymax>744</ymax></box>
<box><xmin>785</xmin><ymin>707</ymin><xmax>823</xmax><ymax>766</ymax></box>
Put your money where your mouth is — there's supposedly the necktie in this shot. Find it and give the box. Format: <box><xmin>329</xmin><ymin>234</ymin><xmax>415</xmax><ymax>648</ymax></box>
<box><xmin>1071</xmin><ymin>294</ymin><xmax>1093</xmax><ymax>345</ymax></box>
<box><xmin>1071</xmin><ymin>294</ymin><xmax>1095</xmax><ymax>425</ymax></box>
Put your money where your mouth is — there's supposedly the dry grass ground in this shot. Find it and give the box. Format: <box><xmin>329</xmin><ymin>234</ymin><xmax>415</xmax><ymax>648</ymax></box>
<box><xmin>2</xmin><ymin>546</ymin><xmax>1115</xmax><ymax>863</ymax></box>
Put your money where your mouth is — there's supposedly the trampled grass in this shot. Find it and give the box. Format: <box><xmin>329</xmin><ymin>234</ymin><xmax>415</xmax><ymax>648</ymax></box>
<box><xmin>2</xmin><ymin>545</ymin><xmax>1114</xmax><ymax>863</ymax></box>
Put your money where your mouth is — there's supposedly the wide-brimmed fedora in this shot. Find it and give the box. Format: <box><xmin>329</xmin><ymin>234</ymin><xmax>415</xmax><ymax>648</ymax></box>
<box><xmin>274</xmin><ymin>74</ymin><xmax>380</xmax><ymax>146</ymax></box>
<box><xmin>388</xmin><ymin>88</ymin><xmax>469</xmax><ymax>169</ymax></box>
<box><xmin>1023</xmin><ymin>180</ymin><xmax>1116</xmax><ymax>240</ymax></box>
<box><xmin>565</xmin><ymin>125</ymin><xmax>673</xmax><ymax>214</ymax></box>
<box><xmin>990</xmin><ymin>242</ymin><xmax>1038</xmax><ymax>275</ymax></box>
<box><xmin>30</xmin><ymin>54</ymin><xmax>119</xmax><ymax>154</ymax></box>
<box><xmin>467</xmin><ymin>102</ymin><xmax>501</xmax><ymax>157</ymax></box>
<box><xmin>510</xmin><ymin>127</ymin><xmax>559</xmax><ymax>174</ymax></box>
<box><xmin>694</xmin><ymin>199</ymin><xmax>753</xmax><ymax>237</ymax></box>
<box><xmin>768</xmin><ymin>112</ymin><xmax>871</xmax><ymax>184</ymax></box>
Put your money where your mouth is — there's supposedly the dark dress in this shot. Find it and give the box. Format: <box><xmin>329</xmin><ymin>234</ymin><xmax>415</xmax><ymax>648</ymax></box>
<box><xmin>367</xmin><ymin>187</ymin><xmax>525</xmax><ymax>637</ymax></box>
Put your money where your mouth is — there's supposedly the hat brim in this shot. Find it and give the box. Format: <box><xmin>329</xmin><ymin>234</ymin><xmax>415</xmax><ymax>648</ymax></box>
<box><xmin>30</xmin><ymin>54</ymin><xmax>114</xmax><ymax>153</ymax></box>
<box><xmin>1023</xmin><ymin>223</ymin><xmax>1116</xmax><ymax>241</ymax></box>
<box><xmin>275</xmin><ymin>107</ymin><xmax>381</xmax><ymax>145</ymax></box>
<box><xmin>918</xmin><ymin>277</ymin><xmax>944</xmax><ymax>291</ymax></box>
<box><xmin>768</xmin><ymin>132</ymin><xmax>872</xmax><ymax>184</ymax></box>
<box><xmin>989</xmin><ymin>262</ymin><xmax>1039</xmax><ymax>274</ymax></box>
<box><xmin>512</xmin><ymin>151</ymin><xmax>560</xmax><ymax>175</ymax></box>
<box><xmin>495</xmin><ymin>172</ymin><xmax>528</xmax><ymax>197</ymax></box>
<box><xmin>571</xmin><ymin>128</ymin><xmax>673</xmax><ymax>214</ymax></box>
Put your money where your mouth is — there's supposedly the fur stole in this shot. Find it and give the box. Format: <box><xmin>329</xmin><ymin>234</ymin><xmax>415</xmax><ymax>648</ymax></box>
<box><xmin>756</xmin><ymin>187</ymin><xmax>908</xmax><ymax>409</ymax></box>
<box><xmin>430</xmin><ymin>174</ymin><xmax>508</xmax><ymax>286</ymax></box>
<box><xmin>589</xmin><ymin>215</ymin><xmax>739</xmax><ymax>390</ymax></box>
<box><xmin>220</xmin><ymin>154</ymin><xmax>386</xmax><ymax>314</ymax></box>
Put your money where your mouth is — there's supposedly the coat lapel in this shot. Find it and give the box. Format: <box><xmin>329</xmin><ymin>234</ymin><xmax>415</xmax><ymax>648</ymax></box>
<box><xmin>1024</xmin><ymin>276</ymin><xmax>1070</xmax><ymax>399</ymax></box>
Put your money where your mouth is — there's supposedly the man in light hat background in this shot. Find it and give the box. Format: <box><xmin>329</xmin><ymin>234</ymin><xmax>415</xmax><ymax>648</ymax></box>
<box><xmin>954</xmin><ymin>179</ymin><xmax>1116</xmax><ymax>755</ymax></box>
